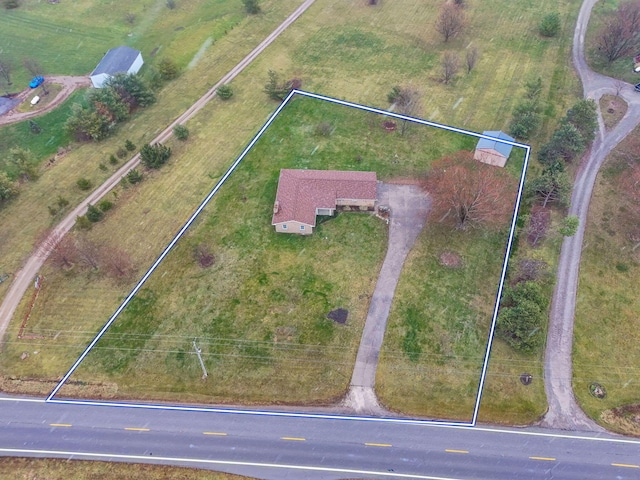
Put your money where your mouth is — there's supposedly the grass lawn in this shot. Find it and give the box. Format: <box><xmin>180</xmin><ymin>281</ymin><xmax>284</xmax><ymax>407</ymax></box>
<box><xmin>573</xmin><ymin>126</ymin><xmax>640</xmax><ymax>434</ymax></box>
<box><xmin>0</xmin><ymin>89</ymin><xmax>87</xmax><ymax>177</ymax></box>
<box><xmin>1</xmin><ymin>0</ymin><xmax>582</xmax><ymax>421</ymax></box>
<box><xmin>52</xmin><ymin>95</ymin><xmax>478</xmax><ymax>404</ymax></box>
<box><xmin>0</xmin><ymin>457</ymin><xmax>252</xmax><ymax>480</ymax></box>
<box><xmin>584</xmin><ymin>0</ymin><xmax>640</xmax><ymax>84</ymax></box>
<box><xmin>0</xmin><ymin>0</ymin><xmax>245</xmax><ymax>89</ymax></box>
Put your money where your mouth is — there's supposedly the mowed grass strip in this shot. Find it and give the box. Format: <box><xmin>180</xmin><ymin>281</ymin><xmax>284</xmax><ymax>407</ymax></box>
<box><xmin>0</xmin><ymin>457</ymin><xmax>254</xmax><ymax>480</ymax></box>
<box><xmin>573</xmin><ymin>128</ymin><xmax>640</xmax><ymax>434</ymax></box>
<box><xmin>3</xmin><ymin>0</ymin><xmax>580</xmax><ymax>418</ymax></box>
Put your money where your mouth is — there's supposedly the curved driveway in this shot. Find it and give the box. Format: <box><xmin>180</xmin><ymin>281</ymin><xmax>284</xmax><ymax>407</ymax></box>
<box><xmin>0</xmin><ymin>76</ymin><xmax>91</xmax><ymax>126</ymax></box>
<box><xmin>542</xmin><ymin>0</ymin><xmax>640</xmax><ymax>430</ymax></box>
<box><xmin>346</xmin><ymin>183</ymin><xmax>430</xmax><ymax>414</ymax></box>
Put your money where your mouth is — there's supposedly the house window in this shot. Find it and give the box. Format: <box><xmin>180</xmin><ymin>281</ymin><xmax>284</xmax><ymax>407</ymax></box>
<box><xmin>282</xmin><ymin>224</ymin><xmax>287</xmax><ymax>230</ymax></box>
<box><xmin>300</xmin><ymin>225</ymin><xmax>305</xmax><ymax>231</ymax></box>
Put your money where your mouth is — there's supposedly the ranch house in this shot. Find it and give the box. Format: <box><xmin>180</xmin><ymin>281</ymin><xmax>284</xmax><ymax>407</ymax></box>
<box><xmin>271</xmin><ymin>169</ymin><xmax>377</xmax><ymax>235</ymax></box>
<box><xmin>90</xmin><ymin>46</ymin><xmax>144</xmax><ymax>88</ymax></box>
<box><xmin>473</xmin><ymin>130</ymin><xmax>514</xmax><ymax>168</ymax></box>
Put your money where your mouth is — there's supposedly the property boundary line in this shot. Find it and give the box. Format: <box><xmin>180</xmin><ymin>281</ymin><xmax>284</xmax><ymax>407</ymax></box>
<box><xmin>46</xmin><ymin>90</ymin><xmax>530</xmax><ymax>428</ymax></box>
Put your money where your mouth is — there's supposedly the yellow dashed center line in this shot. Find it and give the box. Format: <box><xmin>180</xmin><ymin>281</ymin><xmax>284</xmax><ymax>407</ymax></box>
<box><xmin>281</xmin><ymin>437</ymin><xmax>306</xmax><ymax>441</ymax></box>
<box><xmin>203</xmin><ymin>432</ymin><xmax>227</xmax><ymax>436</ymax></box>
<box><xmin>124</xmin><ymin>427</ymin><xmax>150</xmax><ymax>432</ymax></box>
<box><xmin>364</xmin><ymin>443</ymin><xmax>392</xmax><ymax>447</ymax></box>
<box><xmin>612</xmin><ymin>463</ymin><xmax>640</xmax><ymax>469</ymax></box>
<box><xmin>445</xmin><ymin>449</ymin><xmax>469</xmax><ymax>454</ymax></box>
<box><xmin>529</xmin><ymin>456</ymin><xmax>556</xmax><ymax>461</ymax></box>
<box><xmin>49</xmin><ymin>423</ymin><xmax>72</xmax><ymax>427</ymax></box>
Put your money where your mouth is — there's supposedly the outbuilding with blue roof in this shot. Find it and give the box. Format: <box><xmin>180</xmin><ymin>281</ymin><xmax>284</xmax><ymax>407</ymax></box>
<box><xmin>473</xmin><ymin>130</ymin><xmax>514</xmax><ymax>168</ymax></box>
<box><xmin>90</xmin><ymin>46</ymin><xmax>144</xmax><ymax>88</ymax></box>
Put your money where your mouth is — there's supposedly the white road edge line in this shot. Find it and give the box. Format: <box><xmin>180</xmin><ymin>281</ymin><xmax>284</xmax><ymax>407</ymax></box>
<box><xmin>0</xmin><ymin>447</ymin><xmax>463</xmax><ymax>480</ymax></box>
<box><xmin>1</xmin><ymin>396</ymin><xmax>639</xmax><ymax>445</ymax></box>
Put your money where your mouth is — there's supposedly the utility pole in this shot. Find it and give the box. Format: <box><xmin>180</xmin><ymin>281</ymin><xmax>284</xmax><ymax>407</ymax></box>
<box><xmin>193</xmin><ymin>338</ymin><xmax>208</xmax><ymax>379</ymax></box>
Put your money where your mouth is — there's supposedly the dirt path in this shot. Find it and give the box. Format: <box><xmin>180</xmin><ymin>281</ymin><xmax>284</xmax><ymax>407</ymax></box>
<box><xmin>541</xmin><ymin>0</ymin><xmax>640</xmax><ymax>431</ymax></box>
<box><xmin>345</xmin><ymin>183</ymin><xmax>431</xmax><ymax>414</ymax></box>
<box><xmin>0</xmin><ymin>76</ymin><xmax>91</xmax><ymax>126</ymax></box>
<box><xmin>0</xmin><ymin>0</ymin><xmax>318</xmax><ymax>350</ymax></box>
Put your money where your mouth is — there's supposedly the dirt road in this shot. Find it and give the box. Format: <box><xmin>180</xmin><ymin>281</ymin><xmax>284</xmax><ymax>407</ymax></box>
<box><xmin>0</xmin><ymin>0</ymin><xmax>317</xmax><ymax>350</ymax></box>
<box><xmin>0</xmin><ymin>76</ymin><xmax>91</xmax><ymax>126</ymax></box>
<box><xmin>541</xmin><ymin>0</ymin><xmax>640</xmax><ymax>430</ymax></box>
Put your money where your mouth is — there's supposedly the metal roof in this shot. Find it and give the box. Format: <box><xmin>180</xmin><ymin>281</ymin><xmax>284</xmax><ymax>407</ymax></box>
<box><xmin>476</xmin><ymin>131</ymin><xmax>514</xmax><ymax>158</ymax></box>
<box><xmin>91</xmin><ymin>46</ymin><xmax>141</xmax><ymax>76</ymax></box>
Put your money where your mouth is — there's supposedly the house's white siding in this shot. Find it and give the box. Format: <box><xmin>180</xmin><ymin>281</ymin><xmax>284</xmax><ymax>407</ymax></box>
<box><xmin>127</xmin><ymin>53</ymin><xmax>144</xmax><ymax>75</ymax></box>
<box><xmin>91</xmin><ymin>73</ymin><xmax>110</xmax><ymax>89</ymax></box>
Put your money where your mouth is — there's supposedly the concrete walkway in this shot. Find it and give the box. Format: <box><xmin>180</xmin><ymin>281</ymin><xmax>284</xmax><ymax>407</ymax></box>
<box><xmin>345</xmin><ymin>183</ymin><xmax>430</xmax><ymax>414</ymax></box>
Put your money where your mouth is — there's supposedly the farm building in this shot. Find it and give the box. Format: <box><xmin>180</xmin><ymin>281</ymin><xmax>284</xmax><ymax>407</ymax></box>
<box><xmin>90</xmin><ymin>46</ymin><xmax>144</xmax><ymax>88</ymax></box>
<box><xmin>272</xmin><ymin>169</ymin><xmax>377</xmax><ymax>235</ymax></box>
<box><xmin>473</xmin><ymin>131</ymin><xmax>514</xmax><ymax>168</ymax></box>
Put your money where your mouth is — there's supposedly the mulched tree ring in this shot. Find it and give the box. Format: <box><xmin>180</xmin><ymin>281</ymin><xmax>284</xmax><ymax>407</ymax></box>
<box><xmin>327</xmin><ymin>308</ymin><xmax>348</xmax><ymax>324</ymax></box>
<box><xmin>520</xmin><ymin>373</ymin><xmax>533</xmax><ymax>385</ymax></box>
<box><xmin>438</xmin><ymin>251</ymin><xmax>463</xmax><ymax>268</ymax></box>
<box><xmin>589</xmin><ymin>383</ymin><xmax>606</xmax><ymax>399</ymax></box>
<box><xmin>382</xmin><ymin>121</ymin><xmax>396</xmax><ymax>132</ymax></box>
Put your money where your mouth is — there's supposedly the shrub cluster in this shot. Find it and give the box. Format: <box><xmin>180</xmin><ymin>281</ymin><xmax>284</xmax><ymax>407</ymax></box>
<box><xmin>65</xmin><ymin>74</ymin><xmax>155</xmax><ymax>142</ymax></box>
<box><xmin>538</xmin><ymin>99</ymin><xmax>597</xmax><ymax>165</ymax></box>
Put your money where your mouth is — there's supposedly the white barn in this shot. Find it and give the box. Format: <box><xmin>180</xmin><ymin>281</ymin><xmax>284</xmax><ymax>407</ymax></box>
<box><xmin>90</xmin><ymin>46</ymin><xmax>144</xmax><ymax>88</ymax></box>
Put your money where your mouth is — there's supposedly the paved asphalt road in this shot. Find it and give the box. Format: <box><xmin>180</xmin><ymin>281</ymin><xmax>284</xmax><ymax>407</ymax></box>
<box><xmin>2</xmin><ymin>397</ymin><xmax>640</xmax><ymax>479</ymax></box>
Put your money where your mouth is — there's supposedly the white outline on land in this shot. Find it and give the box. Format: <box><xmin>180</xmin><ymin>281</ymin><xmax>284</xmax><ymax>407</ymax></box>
<box><xmin>44</xmin><ymin>90</ymin><xmax>530</xmax><ymax>427</ymax></box>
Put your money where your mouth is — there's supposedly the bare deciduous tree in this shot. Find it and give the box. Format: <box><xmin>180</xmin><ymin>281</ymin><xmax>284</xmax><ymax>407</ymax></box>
<box><xmin>597</xmin><ymin>1</ymin><xmax>640</xmax><ymax>62</ymax></box>
<box><xmin>101</xmin><ymin>246</ymin><xmax>136</xmax><ymax>281</ymax></box>
<box><xmin>388</xmin><ymin>86</ymin><xmax>421</xmax><ymax>135</ymax></box>
<box><xmin>423</xmin><ymin>151</ymin><xmax>517</xmax><ymax>230</ymax></box>
<box><xmin>75</xmin><ymin>236</ymin><xmax>101</xmax><ymax>270</ymax></box>
<box><xmin>435</xmin><ymin>4</ymin><xmax>465</xmax><ymax>43</ymax></box>
<box><xmin>36</xmin><ymin>229</ymin><xmax>77</xmax><ymax>269</ymax></box>
<box><xmin>0</xmin><ymin>56</ymin><xmax>13</xmax><ymax>93</ymax></box>
<box><xmin>441</xmin><ymin>51</ymin><xmax>460</xmax><ymax>84</ymax></box>
<box><xmin>465</xmin><ymin>47</ymin><xmax>478</xmax><ymax>73</ymax></box>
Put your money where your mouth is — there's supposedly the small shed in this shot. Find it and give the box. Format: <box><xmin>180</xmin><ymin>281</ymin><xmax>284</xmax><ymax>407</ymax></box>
<box><xmin>473</xmin><ymin>131</ymin><xmax>514</xmax><ymax>168</ymax></box>
<box><xmin>90</xmin><ymin>46</ymin><xmax>144</xmax><ymax>88</ymax></box>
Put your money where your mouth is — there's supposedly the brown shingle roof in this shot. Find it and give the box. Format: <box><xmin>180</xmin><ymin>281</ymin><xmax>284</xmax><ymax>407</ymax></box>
<box><xmin>272</xmin><ymin>169</ymin><xmax>377</xmax><ymax>227</ymax></box>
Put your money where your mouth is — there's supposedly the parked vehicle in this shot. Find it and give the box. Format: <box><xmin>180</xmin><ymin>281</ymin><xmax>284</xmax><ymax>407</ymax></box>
<box><xmin>635</xmin><ymin>83</ymin><xmax>640</xmax><ymax>92</ymax></box>
<box><xmin>30</xmin><ymin>95</ymin><xmax>40</xmax><ymax>105</ymax></box>
<box><xmin>29</xmin><ymin>76</ymin><xmax>44</xmax><ymax>88</ymax></box>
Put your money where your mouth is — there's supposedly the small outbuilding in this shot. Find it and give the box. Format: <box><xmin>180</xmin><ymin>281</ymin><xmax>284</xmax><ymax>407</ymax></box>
<box><xmin>272</xmin><ymin>169</ymin><xmax>377</xmax><ymax>235</ymax></box>
<box><xmin>473</xmin><ymin>130</ymin><xmax>514</xmax><ymax>168</ymax></box>
<box><xmin>90</xmin><ymin>46</ymin><xmax>144</xmax><ymax>88</ymax></box>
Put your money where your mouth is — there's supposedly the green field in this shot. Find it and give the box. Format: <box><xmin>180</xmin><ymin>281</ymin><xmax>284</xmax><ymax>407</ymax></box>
<box><xmin>0</xmin><ymin>0</ymin><xmax>245</xmax><ymax>89</ymax></box>
<box><xmin>0</xmin><ymin>0</ymin><xmax>583</xmax><ymax>422</ymax></box>
<box><xmin>573</xmin><ymin>126</ymin><xmax>640</xmax><ymax>435</ymax></box>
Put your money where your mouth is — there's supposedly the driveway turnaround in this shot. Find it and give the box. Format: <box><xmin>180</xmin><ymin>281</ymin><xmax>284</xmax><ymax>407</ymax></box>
<box><xmin>346</xmin><ymin>183</ymin><xmax>430</xmax><ymax>414</ymax></box>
